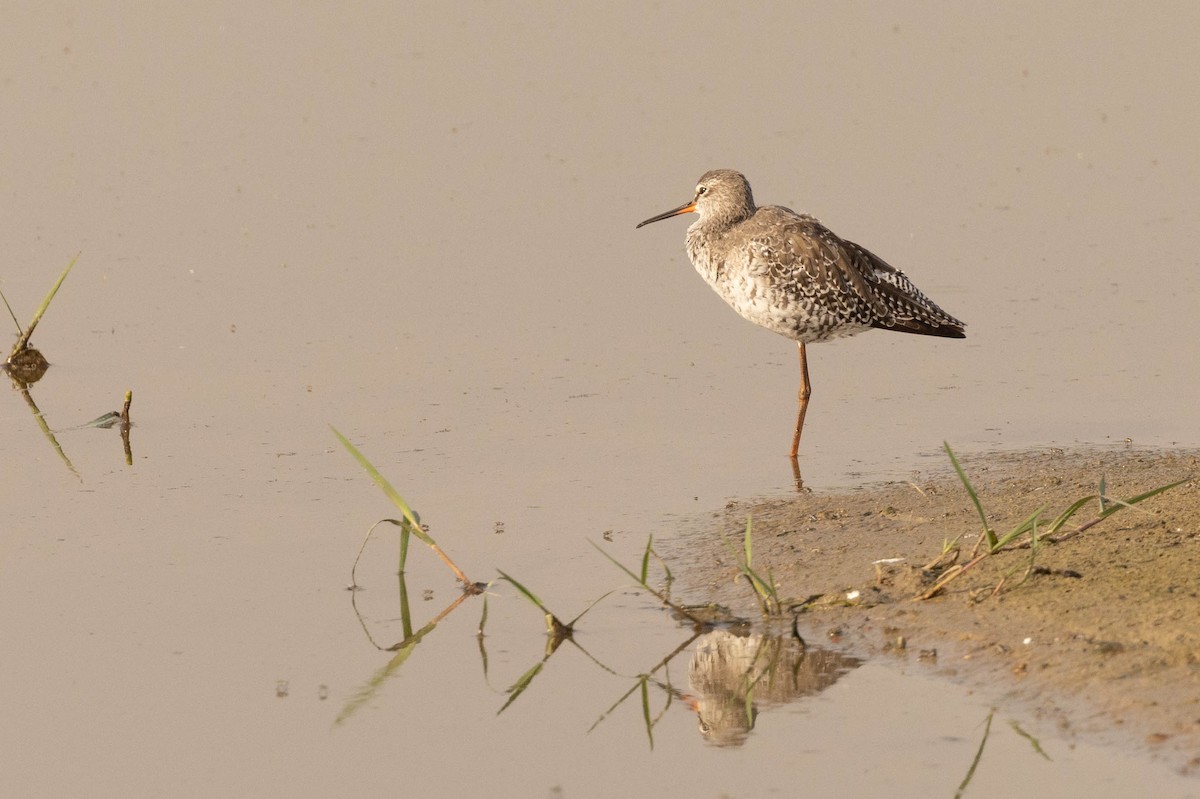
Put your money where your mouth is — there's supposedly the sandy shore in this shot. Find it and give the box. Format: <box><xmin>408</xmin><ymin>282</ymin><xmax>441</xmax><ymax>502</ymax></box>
<box><xmin>666</xmin><ymin>448</ymin><xmax>1200</xmax><ymax>772</ymax></box>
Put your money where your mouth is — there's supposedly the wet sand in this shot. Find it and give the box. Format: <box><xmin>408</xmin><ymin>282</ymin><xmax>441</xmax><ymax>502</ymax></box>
<box><xmin>668</xmin><ymin>448</ymin><xmax>1200</xmax><ymax>772</ymax></box>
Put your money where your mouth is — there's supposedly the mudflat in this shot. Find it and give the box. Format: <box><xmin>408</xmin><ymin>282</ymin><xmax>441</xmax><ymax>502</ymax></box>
<box><xmin>669</xmin><ymin>448</ymin><xmax>1200</xmax><ymax>772</ymax></box>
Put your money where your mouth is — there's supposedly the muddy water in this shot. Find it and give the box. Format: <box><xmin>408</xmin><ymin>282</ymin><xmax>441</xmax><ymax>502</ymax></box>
<box><xmin>3</xmin><ymin>3</ymin><xmax>1199</xmax><ymax>797</ymax></box>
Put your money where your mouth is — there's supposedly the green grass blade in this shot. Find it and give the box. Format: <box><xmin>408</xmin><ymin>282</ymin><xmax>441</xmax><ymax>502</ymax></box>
<box><xmin>1045</xmin><ymin>495</ymin><xmax>1097</xmax><ymax>536</ymax></box>
<box><xmin>497</xmin><ymin>659</ymin><xmax>548</xmax><ymax>715</ymax></box>
<box><xmin>477</xmin><ymin>596</ymin><xmax>491</xmax><ymax>682</ymax></box>
<box><xmin>1053</xmin><ymin>476</ymin><xmax>1192</xmax><ymax>541</ymax></box>
<box><xmin>1099</xmin><ymin>477</ymin><xmax>1191</xmax><ymax>519</ymax></box>
<box><xmin>398</xmin><ymin>519</ymin><xmax>410</xmax><ymax>572</ymax></box>
<box><xmin>496</xmin><ymin>569</ymin><xmax>550</xmax><ymax>616</ymax></box>
<box><xmin>566</xmin><ymin>589</ymin><xmax>616</xmax><ymax>627</ymax></box>
<box><xmin>588</xmin><ymin>678</ymin><xmax>645</xmax><ymax>735</ymax></box>
<box><xmin>0</xmin><ymin>287</ymin><xmax>22</xmax><ymax>334</ymax></box>
<box><xmin>334</xmin><ymin>642</ymin><xmax>418</xmax><ymax>726</ymax></box>
<box><xmin>945</xmin><ymin>442</ymin><xmax>994</xmax><ymax>548</ymax></box>
<box><xmin>590</xmin><ymin>539</ymin><xmax>650</xmax><ymax>587</ymax></box>
<box><xmin>82</xmin><ymin>411</ymin><xmax>124</xmax><ymax>429</ymax></box>
<box><xmin>350</xmin><ymin>518</ymin><xmax>403</xmax><ymax>587</ymax></box>
<box><xmin>335</xmin><ymin>614</ymin><xmax>441</xmax><ymax>725</ymax></box>
<box><xmin>955</xmin><ymin>710</ymin><xmax>994</xmax><ymax>799</ymax></box>
<box><xmin>993</xmin><ymin>503</ymin><xmax>1048</xmax><ymax>550</ymax></box>
<box><xmin>478</xmin><ymin>593</ymin><xmax>490</xmax><ymax>637</ymax></box>
<box><xmin>719</xmin><ymin>523</ymin><xmax>779</xmax><ymax>613</ymax></box>
<box><xmin>640</xmin><ymin>677</ymin><xmax>654</xmax><ymax>750</ymax></box>
<box><xmin>1007</xmin><ymin>515</ymin><xmax>1040</xmax><ymax>589</ymax></box>
<box><xmin>743</xmin><ymin>564</ymin><xmax>774</xmax><ymax>606</ymax></box>
<box><xmin>12</xmin><ymin>388</ymin><xmax>79</xmax><ymax>480</ymax></box>
<box><xmin>1008</xmin><ymin>719</ymin><xmax>1051</xmax><ymax>761</ymax></box>
<box><xmin>330</xmin><ymin>426</ymin><xmax>428</xmax><ymax>542</ymax></box>
<box><xmin>743</xmin><ymin>516</ymin><xmax>753</xmax><ymax>566</ymax></box>
<box><xmin>13</xmin><ymin>252</ymin><xmax>79</xmax><ymax>355</ymax></box>
<box><xmin>587</xmin><ymin>539</ymin><xmax>709</xmax><ymax>626</ymax></box>
<box><xmin>657</xmin><ymin>552</ymin><xmax>673</xmax><ymax>585</ymax></box>
<box><xmin>640</xmin><ymin>535</ymin><xmax>652</xmax><ymax>584</ymax></box>
<box><xmin>398</xmin><ymin>571</ymin><xmax>414</xmax><ymax>640</ymax></box>
<box><xmin>334</xmin><ymin>427</ymin><xmax>473</xmax><ymax>584</ymax></box>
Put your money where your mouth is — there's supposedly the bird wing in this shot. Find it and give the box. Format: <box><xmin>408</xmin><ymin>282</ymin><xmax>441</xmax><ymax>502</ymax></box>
<box><xmin>745</xmin><ymin>210</ymin><xmax>892</xmax><ymax>319</ymax></box>
<box><xmin>745</xmin><ymin>208</ymin><xmax>964</xmax><ymax>335</ymax></box>
<box><xmin>841</xmin><ymin>239</ymin><xmax>966</xmax><ymax>334</ymax></box>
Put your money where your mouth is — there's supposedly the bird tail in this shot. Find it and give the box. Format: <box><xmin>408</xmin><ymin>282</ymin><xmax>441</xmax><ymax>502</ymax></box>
<box><xmin>873</xmin><ymin>318</ymin><xmax>966</xmax><ymax>338</ymax></box>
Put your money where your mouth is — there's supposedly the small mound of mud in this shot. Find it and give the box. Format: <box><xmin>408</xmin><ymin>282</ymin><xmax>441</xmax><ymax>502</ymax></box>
<box><xmin>667</xmin><ymin>448</ymin><xmax>1200</xmax><ymax>772</ymax></box>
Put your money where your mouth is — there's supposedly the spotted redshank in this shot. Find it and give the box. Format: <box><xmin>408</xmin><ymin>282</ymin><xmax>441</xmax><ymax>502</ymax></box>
<box><xmin>637</xmin><ymin>169</ymin><xmax>966</xmax><ymax>458</ymax></box>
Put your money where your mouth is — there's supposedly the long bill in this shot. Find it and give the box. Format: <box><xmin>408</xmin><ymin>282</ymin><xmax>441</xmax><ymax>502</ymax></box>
<box><xmin>636</xmin><ymin>200</ymin><xmax>697</xmax><ymax>228</ymax></box>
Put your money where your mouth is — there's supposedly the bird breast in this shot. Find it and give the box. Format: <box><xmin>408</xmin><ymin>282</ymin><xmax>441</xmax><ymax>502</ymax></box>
<box><xmin>686</xmin><ymin>217</ymin><xmax>875</xmax><ymax>343</ymax></box>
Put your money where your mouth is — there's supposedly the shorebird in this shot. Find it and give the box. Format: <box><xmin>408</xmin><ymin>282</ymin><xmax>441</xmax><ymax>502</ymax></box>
<box><xmin>637</xmin><ymin>169</ymin><xmax>966</xmax><ymax>458</ymax></box>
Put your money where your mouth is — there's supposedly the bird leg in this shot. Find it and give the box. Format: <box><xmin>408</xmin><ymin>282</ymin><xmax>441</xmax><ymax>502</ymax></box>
<box><xmin>789</xmin><ymin>342</ymin><xmax>811</xmax><ymax>458</ymax></box>
<box><xmin>790</xmin><ymin>457</ymin><xmax>805</xmax><ymax>493</ymax></box>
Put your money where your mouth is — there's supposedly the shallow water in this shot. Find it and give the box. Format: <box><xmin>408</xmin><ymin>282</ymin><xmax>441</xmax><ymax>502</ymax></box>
<box><xmin>3</xmin><ymin>3</ymin><xmax>1199</xmax><ymax>796</ymax></box>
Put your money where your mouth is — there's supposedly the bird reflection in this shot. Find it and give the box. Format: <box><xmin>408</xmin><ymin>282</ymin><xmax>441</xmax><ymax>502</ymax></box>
<box><xmin>685</xmin><ymin>629</ymin><xmax>860</xmax><ymax>747</ymax></box>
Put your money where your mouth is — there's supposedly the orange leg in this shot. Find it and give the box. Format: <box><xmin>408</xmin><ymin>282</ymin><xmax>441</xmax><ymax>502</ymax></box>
<box><xmin>789</xmin><ymin>342</ymin><xmax>811</xmax><ymax>459</ymax></box>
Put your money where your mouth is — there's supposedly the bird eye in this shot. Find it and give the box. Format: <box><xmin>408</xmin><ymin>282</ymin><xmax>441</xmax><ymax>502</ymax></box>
<box><xmin>697</xmin><ymin>186</ymin><xmax>708</xmax><ymax>195</ymax></box>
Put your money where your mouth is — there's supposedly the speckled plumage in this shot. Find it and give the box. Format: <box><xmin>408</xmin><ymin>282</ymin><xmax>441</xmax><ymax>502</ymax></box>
<box><xmin>637</xmin><ymin>168</ymin><xmax>966</xmax><ymax>457</ymax></box>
